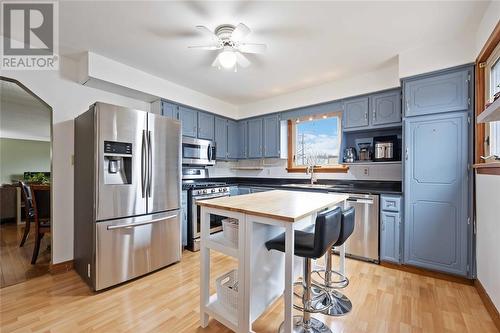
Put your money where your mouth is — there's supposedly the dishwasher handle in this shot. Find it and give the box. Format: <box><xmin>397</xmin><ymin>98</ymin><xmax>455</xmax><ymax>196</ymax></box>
<box><xmin>347</xmin><ymin>197</ymin><xmax>374</xmax><ymax>205</ymax></box>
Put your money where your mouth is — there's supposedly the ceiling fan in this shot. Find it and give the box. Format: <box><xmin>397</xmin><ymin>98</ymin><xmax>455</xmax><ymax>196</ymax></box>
<box><xmin>188</xmin><ymin>23</ymin><xmax>267</xmax><ymax>71</ymax></box>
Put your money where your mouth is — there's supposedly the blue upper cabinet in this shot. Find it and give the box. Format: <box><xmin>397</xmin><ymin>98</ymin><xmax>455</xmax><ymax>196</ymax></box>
<box><xmin>161</xmin><ymin>101</ymin><xmax>178</xmax><ymax>119</ymax></box>
<box><xmin>404</xmin><ymin>111</ymin><xmax>470</xmax><ymax>276</ymax></box>
<box><xmin>343</xmin><ymin>97</ymin><xmax>369</xmax><ymax>130</ymax></box>
<box><xmin>238</xmin><ymin>121</ymin><xmax>248</xmax><ymax>159</ymax></box>
<box><xmin>404</xmin><ymin>68</ymin><xmax>470</xmax><ymax>117</ymax></box>
<box><xmin>179</xmin><ymin>106</ymin><xmax>198</xmax><ymax>137</ymax></box>
<box><xmin>227</xmin><ymin>120</ymin><xmax>239</xmax><ymax>159</ymax></box>
<box><xmin>370</xmin><ymin>90</ymin><xmax>401</xmax><ymax>126</ymax></box>
<box><xmin>248</xmin><ymin>118</ymin><xmax>263</xmax><ymax>158</ymax></box>
<box><xmin>263</xmin><ymin>115</ymin><xmax>280</xmax><ymax>158</ymax></box>
<box><xmin>214</xmin><ymin>116</ymin><xmax>228</xmax><ymax>159</ymax></box>
<box><xmin>197</xmin><ymin>112</ymin><xmax>215</xmax><ymax>140</ymax></box>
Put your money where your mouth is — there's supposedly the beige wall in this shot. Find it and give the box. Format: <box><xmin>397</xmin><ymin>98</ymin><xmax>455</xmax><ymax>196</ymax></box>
<box><xmin>0</xmin><ymin>138</ymin><xmax>51</xmax><ymax>184</ymax></box>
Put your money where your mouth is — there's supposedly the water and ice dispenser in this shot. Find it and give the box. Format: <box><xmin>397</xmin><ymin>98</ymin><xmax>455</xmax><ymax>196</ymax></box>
<box><xmin>103</xmin><ymin>141</ymin><xmax>132</xmax><ymax>185</ymax></box>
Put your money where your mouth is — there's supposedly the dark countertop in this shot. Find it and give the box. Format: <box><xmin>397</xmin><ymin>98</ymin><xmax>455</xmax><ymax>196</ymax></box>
<box><xmin>188</xmin><ymin>177</ymin><xmax>402</xmax><ymax>195</ymax></box>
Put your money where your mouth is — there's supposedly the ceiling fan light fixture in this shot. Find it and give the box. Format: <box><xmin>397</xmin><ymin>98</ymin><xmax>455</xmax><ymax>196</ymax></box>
<box><xmin>218</xmin><ymin>49</ymin><xmax>237</xmax><ymax>69</ymax></box>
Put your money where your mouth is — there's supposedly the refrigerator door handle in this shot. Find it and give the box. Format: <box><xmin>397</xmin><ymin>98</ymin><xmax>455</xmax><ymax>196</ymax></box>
<box><xmin>106</xmin><ymin>214</ymin><xmax>178</xmax><ymax>230</ymax></box>
<box><xmin>147</xmin><ymin>130</ymin><xmax>152</xmax><ymax>197</ymax></box>
<box><xmin>141</xmin><ymin>130</ymin><xmax>147</xmax><ymax>198</ymax></box>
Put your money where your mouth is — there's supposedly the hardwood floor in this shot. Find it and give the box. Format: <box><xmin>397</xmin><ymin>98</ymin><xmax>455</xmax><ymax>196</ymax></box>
<box><xmin>0</xmin><ymin>250</ymin><xmax>497</xmax><ymax>333</ymax></box>
<box><xmin>0</xmin><ymin>222</ymin><xmax>51</xmax><ymax>288</ymax></box>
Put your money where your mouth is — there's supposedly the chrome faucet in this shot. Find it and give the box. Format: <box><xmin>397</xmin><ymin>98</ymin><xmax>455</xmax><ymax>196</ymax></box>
<box><xmin>306</xmin><ymin>165</ymin><xmax>317</xmax><ymax>185</ymax></box>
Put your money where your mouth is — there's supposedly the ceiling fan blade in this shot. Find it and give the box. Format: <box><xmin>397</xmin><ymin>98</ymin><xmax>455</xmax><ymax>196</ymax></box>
<box><xmin>231</xmin><ymin>23</ymin><xmax>251</xmax><ymax>43</ymax></box>
<box><xmin>235</xmin><ymin>52</ymin><xmax>250</xmax><ymax>68</ymax></box>
<box><xmin>238</xmin><ymin>43</ymin><xmax>267</xmax><ymax>54</ymax></box>
<box><xmin>188</xmin><ymin>45</ymin><xmax>221</xmax><ymax>50</ymax></box>
<box><xmin>196</xmin><ymin>25</ymin><xmax>221</xmax><ymax>44</ymax></box>
<box><xmin>211</xmin><ymin>54</ymin><xmax>222</xmax><ymax>68</ymax></box>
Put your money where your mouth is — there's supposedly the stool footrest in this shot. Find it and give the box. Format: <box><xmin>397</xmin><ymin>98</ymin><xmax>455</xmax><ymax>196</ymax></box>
<box><xmin>311</xmin><ymin>269</ymin><xmax>349</xmax><ymax>289</ymax></box>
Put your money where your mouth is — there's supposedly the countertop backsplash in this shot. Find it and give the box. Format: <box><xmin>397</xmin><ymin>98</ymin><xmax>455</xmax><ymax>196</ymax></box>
<box><xmin>207</xmin><ymin>159</ymin><xmax>402</xmax><ymax>181</ymax></box>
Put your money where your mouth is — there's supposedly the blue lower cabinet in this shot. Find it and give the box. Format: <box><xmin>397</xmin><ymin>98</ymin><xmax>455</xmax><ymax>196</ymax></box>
<box><xmin>214</xmin><ymin>117</ymin><xmax>228</xmax><ymax>159</ymax></box>
<box><xmin>380</xmin><ymin>194</ymin><xmax>402</xmax><ymax>264</ymax></box>
<box><xmin>229</xmin><ymin>186</ymin><xmax>239</xmax><ymax>196</ymax></box>
<box><xmin>404</xmin><ymin>111</ymin><xmax>470</xmax><ymax>276</ymax></box>
<box><xmin>238</xmin><ymin>187</ymin><xmax>251</xmax><ymax>195</ymax></box>
<box><xmin>380</xmin><ymin>211</ymin><xmax>401</xmax><ymax>264</ymax></box>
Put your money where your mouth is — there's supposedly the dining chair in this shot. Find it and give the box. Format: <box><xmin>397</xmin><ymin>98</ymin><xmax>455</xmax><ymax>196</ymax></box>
<box><xmin>18</xmin><ymin>181</ymin><xmax>51</xmax><ymax>264</ymax></box>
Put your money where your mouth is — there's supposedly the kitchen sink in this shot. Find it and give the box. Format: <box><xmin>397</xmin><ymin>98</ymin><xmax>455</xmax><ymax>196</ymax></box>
<box><xmin>286</xmin><ymin>183</ymin><xmax>335</xmax><ymax>189</ymax></box>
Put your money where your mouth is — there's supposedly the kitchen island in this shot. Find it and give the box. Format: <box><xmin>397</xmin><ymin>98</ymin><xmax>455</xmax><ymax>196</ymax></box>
<box><xmin>197</xmin><ymin>190</ymin><xmax>348</xmax><ymax>333</ymax></box>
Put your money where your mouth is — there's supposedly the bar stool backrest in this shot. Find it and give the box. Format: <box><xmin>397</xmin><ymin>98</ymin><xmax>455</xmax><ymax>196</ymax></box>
<box><xmin>333</xmin><ymin>207</ymin><xmax>355</xmax><ymax>247</ymax></box>
<box><xmin>312</xmin><ymin>206</ymin><xmax>342</xmax><ymax>259</ymax></box>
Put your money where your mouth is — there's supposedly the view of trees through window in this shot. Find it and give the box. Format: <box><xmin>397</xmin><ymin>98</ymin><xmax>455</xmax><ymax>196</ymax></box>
<box><xmin>293</xmin><ymin>113</ymin><xmax>341</xmax><ymax>166</ymax></box>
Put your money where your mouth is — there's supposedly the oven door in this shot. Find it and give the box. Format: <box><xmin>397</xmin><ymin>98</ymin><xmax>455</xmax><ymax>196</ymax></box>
<box><xmin>192</xmin><ymin>193</ymin><xmax>229</xmax><ymax>238</ymax></box>
<box><xmin>182</xmin><ymin>137</ymin><xmax>216</xmax><ymax>165</ymax></box>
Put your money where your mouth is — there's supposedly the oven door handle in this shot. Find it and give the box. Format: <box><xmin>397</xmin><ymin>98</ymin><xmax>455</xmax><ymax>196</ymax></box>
<box><xmin>194</xmin><ymin>194</ymin><xmax>230</xmax><ymax>201</ymax></box>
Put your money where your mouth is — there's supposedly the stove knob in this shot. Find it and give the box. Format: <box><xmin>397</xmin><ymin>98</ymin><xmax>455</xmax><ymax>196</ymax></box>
<box><xmin>203</xmin><ymin>189</ymin><xmax>207</xmax><ymax>194</ymax></box>
<box><xmin>211</xmin><ymin>189</ymin><xmax>216</xmax><ymax>193</ymax></box>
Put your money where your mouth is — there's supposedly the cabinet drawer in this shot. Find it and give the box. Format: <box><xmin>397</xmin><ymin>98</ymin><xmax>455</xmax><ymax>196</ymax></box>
<box><xmin>381</xmin><ymin>195</ymin><xmax>401</xmax><ymax>212</ymax></box>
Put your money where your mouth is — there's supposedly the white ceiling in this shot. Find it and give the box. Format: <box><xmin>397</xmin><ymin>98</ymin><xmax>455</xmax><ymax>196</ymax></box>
<box><xmin>59</xmin><ymin>1</ymin><xmax>489</xmax><ymax>105</ymax></box>
<box><xmin>0</xmin><ymin>80</ymin><xmax>51</xmax><ymax>141</ymax></box>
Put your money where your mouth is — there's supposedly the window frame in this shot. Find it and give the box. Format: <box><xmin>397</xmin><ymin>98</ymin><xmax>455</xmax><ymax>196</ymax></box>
<box><xmin>286</xmin><ymin>111</ymin><xmax>348</xmax><ymax>173</ymax></box>
<box><xmin>475</xmin><ymin>21</ymin><xmax>500</xmax><ymax>175</ymax></box>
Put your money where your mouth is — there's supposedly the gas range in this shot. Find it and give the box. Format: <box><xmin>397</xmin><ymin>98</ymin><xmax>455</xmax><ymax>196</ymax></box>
<box><xmin>190</xmin><ymin>185</ymin><xmax>230</xmax><ymax>196</ymax></box>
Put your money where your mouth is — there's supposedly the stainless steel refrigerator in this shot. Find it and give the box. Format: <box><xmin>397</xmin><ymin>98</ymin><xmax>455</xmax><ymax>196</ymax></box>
<box><xmin>74</xmin><ymin>102</ymin><xmax>181</xmax><ymax>291</ymax></box>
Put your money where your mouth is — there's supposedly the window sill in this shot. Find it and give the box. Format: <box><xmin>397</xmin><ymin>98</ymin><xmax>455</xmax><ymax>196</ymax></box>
<box><xmin>286</xmin><ymin>166</ymin><xmax>349</xmax><ymax>173</ymax></box>
<box><xmin>473</xmin><ymin>162</ymin><xmax>500</xmax><ymax>175</ymax></box>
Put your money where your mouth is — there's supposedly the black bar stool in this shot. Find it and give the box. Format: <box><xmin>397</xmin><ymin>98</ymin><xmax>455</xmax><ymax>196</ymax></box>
<box><xmin>265</xmin><ymin>207</ymin><xmax>342</xmax><ymax>333</ymax></box>
<box><xmin>312</xmin><ymin>207</ymin><xmax>355</xmax><ymax>316</ymax></box>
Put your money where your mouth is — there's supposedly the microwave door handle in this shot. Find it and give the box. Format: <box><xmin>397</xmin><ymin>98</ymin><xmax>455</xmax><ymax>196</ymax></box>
<box><xmin>141</xmin><ymin>130</ymin><xmax>147</xmax><ymax>198</ymax></box>
<box><xmin>208</xmin><ymin>144</ymin><xmax>213</xmax><ymax>162</ymax></box>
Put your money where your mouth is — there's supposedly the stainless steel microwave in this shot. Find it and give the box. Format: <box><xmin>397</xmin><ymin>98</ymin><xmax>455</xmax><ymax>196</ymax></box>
<box><xmin>182</xmin><ymin>137</ymin><xmax>216</xmax><ymax>165</ymax></box>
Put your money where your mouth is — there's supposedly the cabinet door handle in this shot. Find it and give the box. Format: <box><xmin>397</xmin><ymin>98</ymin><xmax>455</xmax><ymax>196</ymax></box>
<box><xmin>373</xmin><ymin>110</ymin><xmax>376</xmax><ymax>121</ymax></box>
<box><xmin>405</xmin><ymin>147</ymin><xmax>408</xmax><ymax>160</ymax></box>
<box><xmin>364</xmin><ymin>111</ymin><xmax>368</xmax><ymax>120</ymax></box>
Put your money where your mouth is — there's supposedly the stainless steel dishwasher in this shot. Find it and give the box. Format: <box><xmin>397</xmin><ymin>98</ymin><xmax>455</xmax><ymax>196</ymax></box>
<box><xmin>342</xmin><ymin>193</ymin><xmax>380</xmax><ymax>263</ymax></box>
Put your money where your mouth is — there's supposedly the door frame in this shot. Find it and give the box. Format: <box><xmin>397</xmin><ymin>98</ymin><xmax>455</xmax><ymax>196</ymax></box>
<box><xmin>0</xmin><ymin>76</ymin><xmax>54</xmax><ymax>268</ymax></box>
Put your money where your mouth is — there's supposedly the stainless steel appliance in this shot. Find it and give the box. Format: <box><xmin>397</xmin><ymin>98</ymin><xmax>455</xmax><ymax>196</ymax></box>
<box><xmin>343</xmin><ymin>147</ymin><xmax>357</xmax><ymax>163</ymax></box>
<box><xmin>188</xmin><ymin>184</ymin><xmax>230</xmax><ymax>251</ymax></box>
<box><xmin>373</xmin><ymin>135</ymin><xmax>398</xmax><ymax>161</ymax></box>
<box><xmin>74</xmin><ymin>102</ymin><xmax>182</xmax><ymax>291</ymax></box>
<box><xmin>182</xmin><ymin>137</ymin><xmax>216</xmax><ymax>166</ymax></box>
<box><xmin>358</xmin><ymin>143</ymin><xmax>372</xmax><ymax>161</ymax></box>
<box><xmin>342</xmin><ymin>193</ymin><xmax>379</xmax><ymax>262</ymax></box>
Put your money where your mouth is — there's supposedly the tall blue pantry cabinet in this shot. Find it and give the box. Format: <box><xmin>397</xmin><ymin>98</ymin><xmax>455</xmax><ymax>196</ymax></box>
<box><xmin>402</xmin><ymin>65</ymin><xmax>474</xmax><ymax>277</ymax></box>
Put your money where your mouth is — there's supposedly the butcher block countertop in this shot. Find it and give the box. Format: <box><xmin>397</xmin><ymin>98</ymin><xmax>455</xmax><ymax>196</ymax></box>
<box><xmin>196</xmin><ymin>190</ymin><xmax>348</xmax><ymax>222</ymax></box>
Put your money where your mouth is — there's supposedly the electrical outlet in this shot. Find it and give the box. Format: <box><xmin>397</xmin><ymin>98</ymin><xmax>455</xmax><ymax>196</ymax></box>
<box><xmin>363</xmin><ymin>167</ymin><xmax>369</xmax><ymax>176</ymax></box>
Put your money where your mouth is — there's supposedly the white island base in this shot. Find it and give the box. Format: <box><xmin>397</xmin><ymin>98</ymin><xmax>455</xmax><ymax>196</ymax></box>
<box><xmin>198</xmin><ymin>190</ymin><xmax>348</xmax><ymax>333</ymax></box>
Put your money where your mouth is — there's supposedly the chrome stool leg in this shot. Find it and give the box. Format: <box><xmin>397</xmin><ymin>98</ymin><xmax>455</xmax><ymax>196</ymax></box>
<box><xmin>279</xmin><ymin>258</ymin><xmax>332</xmax><ymax>333</ymax></box>
<box><xmin>311</xmin><ymin>247</ymin><xmax>353</xmax><ymax>316</ymax></box>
